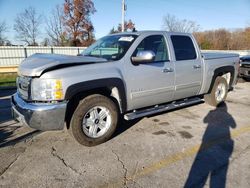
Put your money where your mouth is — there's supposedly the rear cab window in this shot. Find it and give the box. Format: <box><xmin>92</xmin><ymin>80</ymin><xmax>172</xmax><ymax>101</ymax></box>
<box><xmin>171</xmin><ymin>35</ymin><xmax>197</xmax><ymax>61</ymax></box>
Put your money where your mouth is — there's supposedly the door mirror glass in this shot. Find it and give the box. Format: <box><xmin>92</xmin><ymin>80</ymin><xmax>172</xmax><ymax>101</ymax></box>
<box><xmin>131</xmin><ymin>50</ymin><xmax>155</xmax><ymax>64</ymax></box>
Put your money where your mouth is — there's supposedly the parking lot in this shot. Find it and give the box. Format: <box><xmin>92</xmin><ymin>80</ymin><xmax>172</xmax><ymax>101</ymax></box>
<box><xmin>0</xmin><ymin>80</ymin><xmax>250</xmax><ymax>188</ymax></box>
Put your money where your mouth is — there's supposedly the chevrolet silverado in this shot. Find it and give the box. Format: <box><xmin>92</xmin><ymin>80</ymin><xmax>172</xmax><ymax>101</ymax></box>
<box><xmin>11</xmin><ymin>31</ymin><xmax>240</xmax><ymax>146</ymax></box>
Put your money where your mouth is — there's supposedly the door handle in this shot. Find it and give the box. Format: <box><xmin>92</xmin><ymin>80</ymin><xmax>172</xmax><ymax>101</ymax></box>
<box><xmin>193</xmin><ymin>65</ymin><xmax>201</xmax><ymax>69</ymax></box>
<box><xmin>162</xmin><ymin>68</ymin><xmax>174</xmax><ymax>73</ymax></box>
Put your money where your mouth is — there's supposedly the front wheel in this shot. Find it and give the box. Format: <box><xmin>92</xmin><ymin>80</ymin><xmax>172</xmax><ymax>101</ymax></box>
<box><xmin>69</xmin><ymin>94</ymin><xmax>118</xmax><ymax>146</ymax></box>
<box><xmin>204</xmin><ymin>76</ymin><xmax>229</xmax><ymax>107</ymax></box>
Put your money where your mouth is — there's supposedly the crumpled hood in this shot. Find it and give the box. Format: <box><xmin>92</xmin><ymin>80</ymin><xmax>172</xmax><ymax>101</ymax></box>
<box><xmin>18</xmin><ymin>53</ymin><xmax>107</xmax><ymax>77</ymax></box>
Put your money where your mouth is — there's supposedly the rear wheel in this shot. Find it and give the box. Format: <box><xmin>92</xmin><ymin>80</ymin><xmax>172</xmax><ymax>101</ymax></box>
<box><xmin>243</xmin><ymin>77</ymin><xmax>250</xmax><ymax>82</ymax></box>
<box><xmin>69</xmin><ymin>94</ymin><xmax>118</xmax><ymax>146</ymax></box>
<box><xmin>204</xmin><ymin>76</ymin><xmax>228</xmax><ymax>107</ymax></box>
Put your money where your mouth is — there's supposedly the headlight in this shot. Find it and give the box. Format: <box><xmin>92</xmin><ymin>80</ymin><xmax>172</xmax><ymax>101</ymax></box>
<box><xmin>31</xmin><ymin>79</ymin><xmax>63</xmax><ymax>101</ymax></box>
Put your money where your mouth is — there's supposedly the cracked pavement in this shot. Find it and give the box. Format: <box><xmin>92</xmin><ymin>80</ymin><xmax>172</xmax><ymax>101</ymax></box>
<box><xmin>111</xmin><ymin>149</ymin><xmax>129</xmax><ymax>187</ymax></box>
<box><xmin>51</xmin><ymin>146</ymin><xmax>84</xmax><ymax>176</ymax></box>
<box><xmin>0</xmin><ymin>81</ymin><xmax>250</xmax><ymax>188</ymax></box>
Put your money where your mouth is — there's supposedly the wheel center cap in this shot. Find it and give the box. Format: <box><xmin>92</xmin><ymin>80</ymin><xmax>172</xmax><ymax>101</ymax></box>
<box><xmin>94</xmin><ymin>119</ymin><xmax>100</xmax><ymax>124</ymax></box>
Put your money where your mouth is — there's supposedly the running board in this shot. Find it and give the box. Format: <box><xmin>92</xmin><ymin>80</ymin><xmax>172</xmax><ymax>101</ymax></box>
<box><xmin>124</xmin><ymin>97</ymin><xmax>203</xmax><ymax>120</ymax></box>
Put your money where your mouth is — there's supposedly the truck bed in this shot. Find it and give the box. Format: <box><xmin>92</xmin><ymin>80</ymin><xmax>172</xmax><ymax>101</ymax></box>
<box><xmin>202</xmin><ymin>52</ymin><xmax>239</xmax><ymax>60</ymax></box>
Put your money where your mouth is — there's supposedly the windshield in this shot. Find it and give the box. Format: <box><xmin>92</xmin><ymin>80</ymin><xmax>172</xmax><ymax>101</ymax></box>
<box><xmin>82</xmin><ymin>34</ymin><xmax>137</xmax><ymax>61</ymax></box>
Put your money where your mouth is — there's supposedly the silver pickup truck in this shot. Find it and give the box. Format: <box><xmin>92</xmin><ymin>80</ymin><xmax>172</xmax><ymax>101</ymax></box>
<box><xmin>11</xmin><ymin>31</ymin><xmax>239</xmax><ymax>146</ymax></box>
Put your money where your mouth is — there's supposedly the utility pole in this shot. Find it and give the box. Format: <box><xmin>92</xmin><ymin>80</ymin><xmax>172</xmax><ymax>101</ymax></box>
<box><xmin>121</xmin><ymin>0</ymin><xmax>125</xmax><ymax>32</ymax></box>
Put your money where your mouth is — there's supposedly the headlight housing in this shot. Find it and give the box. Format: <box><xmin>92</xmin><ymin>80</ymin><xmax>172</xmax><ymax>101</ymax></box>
<box><xmin>31</xmin><ymin>79</ymin><xmax>64</xmax><ymax>101</ymax></box>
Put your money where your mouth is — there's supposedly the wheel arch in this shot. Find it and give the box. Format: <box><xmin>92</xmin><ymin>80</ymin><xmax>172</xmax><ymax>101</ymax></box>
<box><xmin>208</xmin><ymin>66</ymin><xmax>235</xmax><ymax>93</ymax></box>
<box><xmin>64</xmin><ymin>78</ymin><xmax>127</xmax><ymax>129</ymax></box>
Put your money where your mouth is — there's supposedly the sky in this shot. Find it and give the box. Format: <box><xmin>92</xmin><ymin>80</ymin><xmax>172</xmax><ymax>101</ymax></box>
<box><xmin>0</xmin><ymin>0</ymin><xmax>249</xmax><ymax>45</ymax></box>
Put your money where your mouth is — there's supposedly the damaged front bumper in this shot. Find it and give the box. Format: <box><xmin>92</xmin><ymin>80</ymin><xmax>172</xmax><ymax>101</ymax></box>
<box><xmin>11</xmin><ymin>93</ymin><xmax>67</xmax><ymax>131</ymax></box>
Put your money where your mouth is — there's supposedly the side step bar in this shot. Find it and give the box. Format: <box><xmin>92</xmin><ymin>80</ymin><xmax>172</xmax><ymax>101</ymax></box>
<box><xmin>124</xmin><ymin>97</ymin><xmax>203</xmax><ymax>120</ymax></box>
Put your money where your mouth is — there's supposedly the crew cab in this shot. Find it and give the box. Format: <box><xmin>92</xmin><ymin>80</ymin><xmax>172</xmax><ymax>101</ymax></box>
<box><xmin>11</xmin><ymin>31</ymin><xmax>239</xmax><ymax>146</ymax></box>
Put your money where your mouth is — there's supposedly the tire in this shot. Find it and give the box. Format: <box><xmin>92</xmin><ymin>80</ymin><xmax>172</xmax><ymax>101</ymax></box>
<box><xmin>204</xmin><ymin>76</ymin><xmax>228</xmax><ymax>107</ymax></box>
<box><xmin>243</xmin><ymin>77</ymin><xmax>250</xmax><ymax>82</ymax></box>
<box><xmin>69</xmin><ymin>94</ymin><xmax>118</xmax><ymax>146</ymax></box>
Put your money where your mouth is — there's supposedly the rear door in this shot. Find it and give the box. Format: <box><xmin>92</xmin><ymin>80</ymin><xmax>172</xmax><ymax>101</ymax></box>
<box><xmin>170</xmin><ymin>35</ymin><xmax>202</xmax><ymax>100</ymax></box>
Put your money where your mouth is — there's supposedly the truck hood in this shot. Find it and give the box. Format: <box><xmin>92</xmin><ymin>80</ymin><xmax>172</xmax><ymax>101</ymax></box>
<box><xmin>18</xmin><ymin>53</ymin><xmax>107</xmax><ymax>77</ymax></box>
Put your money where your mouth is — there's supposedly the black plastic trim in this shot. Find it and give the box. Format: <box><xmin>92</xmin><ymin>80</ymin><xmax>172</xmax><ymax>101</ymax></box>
<box><xmin>208</xmin><ymin>66</ymin><xmax>235</xmax><ymax>93</ymax></box>
<box><xmin>65</xmin><ymin>78</ymin><xmax>127</xmax><ymax>112</ymax></box>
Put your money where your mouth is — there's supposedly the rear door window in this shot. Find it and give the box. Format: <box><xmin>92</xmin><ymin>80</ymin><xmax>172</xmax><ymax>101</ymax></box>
<box><xmin>171</xmin><ymin>35</ymin><xmax>197</xmax><ymax>61</ymax></box>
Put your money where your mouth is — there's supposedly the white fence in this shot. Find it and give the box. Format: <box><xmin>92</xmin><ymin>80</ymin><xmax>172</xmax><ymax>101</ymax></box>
<box><xmin>0</xmin><ymin>46</ymin><xmax>87</xmax><ymax>67</ymax></box>
<box><xmin>0</xmin><ymin>46</ymin><xmax>249</xmax><ymax>67</ymax></box>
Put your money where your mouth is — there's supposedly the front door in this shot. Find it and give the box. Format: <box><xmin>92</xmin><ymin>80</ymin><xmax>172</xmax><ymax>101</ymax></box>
<box><xmin>125</xmin><ymin>34</ymin><xmax>175</xmax><ymax>110</ymax></box>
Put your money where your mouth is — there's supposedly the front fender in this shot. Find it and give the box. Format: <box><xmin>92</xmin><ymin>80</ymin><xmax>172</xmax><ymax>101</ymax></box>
<box><xmin>64</xmin><ymin>78</ymin><xmax>127</xmax><ymax>113</ymax></box>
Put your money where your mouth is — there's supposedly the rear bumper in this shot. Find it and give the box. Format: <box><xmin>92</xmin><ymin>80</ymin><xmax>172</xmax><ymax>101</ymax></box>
<box><xmin>11</xmin><ymin>93</ymin><xmax>67</xmax><ymax>131</ymax></box>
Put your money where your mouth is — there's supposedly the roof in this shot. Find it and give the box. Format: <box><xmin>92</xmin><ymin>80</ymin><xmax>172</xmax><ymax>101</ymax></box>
<box><xmin>109</xmin><ymin>30</ymin><xmax>192</xmax><ymax>36</ymax></box>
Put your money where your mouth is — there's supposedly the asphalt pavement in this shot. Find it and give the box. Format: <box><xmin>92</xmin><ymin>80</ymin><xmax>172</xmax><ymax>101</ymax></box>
<box><xmin>0</xmin><ymin>81</ymin><xmax>250</xmax><ymax>188</ymax></box>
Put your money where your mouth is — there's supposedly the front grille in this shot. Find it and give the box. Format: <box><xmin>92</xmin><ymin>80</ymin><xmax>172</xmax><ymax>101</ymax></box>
<box><xmin>17</xmin><ymin>76</ymin><xmax>31</xmax><ymax>100</ymax></box>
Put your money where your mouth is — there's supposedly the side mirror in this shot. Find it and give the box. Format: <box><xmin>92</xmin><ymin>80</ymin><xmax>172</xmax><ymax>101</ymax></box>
<box><xmin>131</xmin><ymin>50</ymin><xmax>155</xmax><ymax>64</ymax></box>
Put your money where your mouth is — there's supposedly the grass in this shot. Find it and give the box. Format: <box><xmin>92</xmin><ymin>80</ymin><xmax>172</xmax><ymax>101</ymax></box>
<box><xmin>0</xmin><ymin>73</ymin><xmax>17</xmax><ymax>87</ymax></box>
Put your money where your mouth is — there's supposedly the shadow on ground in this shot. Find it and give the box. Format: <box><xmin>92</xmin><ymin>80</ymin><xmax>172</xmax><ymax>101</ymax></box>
<box><xmin>112</xmin><ymin>118</ymin><xmax>142</xmax><ymax>139</ymax></box>
<box><xmin>0</xmin><ymin>89</ymin><xmax>16</xmax><ymax>123</ymax></box>
<box><xmin>184</xmin><ymin>102</ymin><xmax>236</xmax><ymax>188</ymax></box>
<box><xmin>112</xmin><ymin>101</ymin><xmax>204</xmax><ymax>140</ymax></box>
<box><xmin>0</xmin><ymin>89</ymin><xmax>16</xmax><ymax>98</ymax></box>
<box><xmin>0</xmin><ymin>89</ymin><xmax>42</xmax><ymax>148</ymax></box>
<box><xmin>0</xmin><ymin>99</ymin><xmax>13</xmax><ymax>123</ymax></box>
<box><xmin>0</xmin><ymin>128</ymin><xmax>42</xmax><ymax>148</ymax></box>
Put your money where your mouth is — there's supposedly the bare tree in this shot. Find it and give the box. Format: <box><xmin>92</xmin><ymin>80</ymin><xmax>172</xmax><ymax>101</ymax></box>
<box><xmin>194</xmin><ymin>27</ymin><xmax>250</xmax><ymax>50</ymax></box>
<box><xmin>46</xmin><ymin>5</ymin><xmax>66</xmax><ymax>46</ymax></box>
<box><xmin>14</xmin><ymin>7</ymin><xmax>42</xmax><ymax>45</ymax></box>
<box><xmin>162</xmin><ymin>14</ymin><xmax>200</xmax><ymax>33</ymax></box>
<box><xmin>0</xmin><ymin>21</ymin><xmax>8</xmax><ymax>45</ymax></box>
<box><xmin>41</xmin><ymin>37</ymin><xmax>50</xmax><ymax>46</ymax></box>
